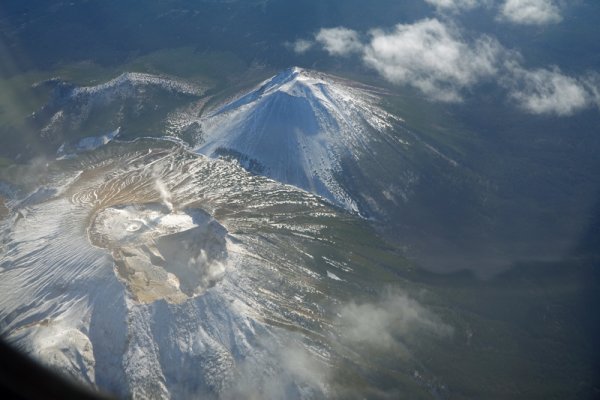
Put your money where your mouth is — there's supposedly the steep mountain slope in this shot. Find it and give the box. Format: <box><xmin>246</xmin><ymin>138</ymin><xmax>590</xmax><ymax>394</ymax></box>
<box><xmin>193</xmin><ymin>67</ymin><xmax>419</xmax><ymax>213</ymax></box>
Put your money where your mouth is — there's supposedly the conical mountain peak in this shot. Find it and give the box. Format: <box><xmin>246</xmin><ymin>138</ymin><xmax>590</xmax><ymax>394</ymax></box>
<box><xmin>195</xmin><ymin>68</ymin><xmax>398</xmax><ymax>211</ymax></box>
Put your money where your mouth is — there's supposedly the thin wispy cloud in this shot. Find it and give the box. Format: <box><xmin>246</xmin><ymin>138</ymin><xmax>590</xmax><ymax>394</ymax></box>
<box><xmin>223</xmin><ymin>335</ymin><xmax>329</xmax><ymax>399</ymax></box>
<box><xmin>499</xmin><ymin>0</ymin><xmax>563</xmax><ymax>25</ymax></box>
<box><xmin>287</xmin><ymin>39</ymin><xmax>313</xmax><ymax>54</ymax></box>
<box><xmin>582</xmin><ymin>73</ymin><xmax>600</xmax><ymax>110</ymax></box>
<box><xmin>423</xmin><ymin>0</ymin><xmax>563</xmax><ymax>25</ymax></box>
<box><xmin>336</xmin><ymin>291</ymin><xmax>453</xmax><ymax>351</ymax></box>
<box><xmin>424</xmin><ymin>0</ymin><xmax>487</xmax><ymax>12</ymax></box>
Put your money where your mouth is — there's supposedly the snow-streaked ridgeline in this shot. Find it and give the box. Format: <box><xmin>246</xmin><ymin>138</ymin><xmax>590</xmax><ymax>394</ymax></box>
<box><xmin>32</xmin><ymin>72</ymin><xmax>207</xmax><ymax>147</ymax></box>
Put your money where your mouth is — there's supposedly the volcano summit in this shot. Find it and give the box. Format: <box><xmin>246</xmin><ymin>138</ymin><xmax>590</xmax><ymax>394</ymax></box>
<box><xmin>194</xmin><ymin>67</ymin><xmax>404</xmax><ymax>212</ymax></box>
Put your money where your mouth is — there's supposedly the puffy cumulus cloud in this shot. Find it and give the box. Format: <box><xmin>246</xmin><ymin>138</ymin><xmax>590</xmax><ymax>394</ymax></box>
<box><xmin>363</xmin><ymin>19</ymin><xmax>502</xmax><ymax>102</ymax></box>
<box><xmin>315</xmin><ymin>27</ymin><xmax>363</xmax><ymax>57</ymax></box>
<box><xmin>424</xmin><ymin>0</ymin><xmax>487</xmax><ymax>12</ymax></box>
<box><xmin>499</xmin><ymin>0</ymin><xmax>562</xmax><ymax>25</ymax></box>
<box><xmin>336</xmin><ymin>291</ymin><xmax>453</xmax><ymax>351</ymax></box>
<box><xmin>506</xmin><ymin>65</ymin><xmax>591</xmax><ymax>116</ymax></box>
<box><xmin>302</xmin><ymin>18</ymin><xmax>599</xmax><ymax>117</ymax></box>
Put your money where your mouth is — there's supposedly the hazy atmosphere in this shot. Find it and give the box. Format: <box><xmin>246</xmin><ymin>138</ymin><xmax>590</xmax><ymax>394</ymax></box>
<box><xmin>0</xmin><ymin>1</ymin><xmax>599</xmax><ymax>399</ymax></box>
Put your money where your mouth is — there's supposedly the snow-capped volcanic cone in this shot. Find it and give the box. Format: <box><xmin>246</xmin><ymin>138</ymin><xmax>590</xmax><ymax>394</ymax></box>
<box><xmin>194</xmin><ymin>67</ymin><xmax>402</xmax><ymax>212</ymax></box>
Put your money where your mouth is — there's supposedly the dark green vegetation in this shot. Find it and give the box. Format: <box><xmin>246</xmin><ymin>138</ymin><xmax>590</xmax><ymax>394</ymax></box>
<box><xmin>419</xmin><ymin>260</ymin><xmax>599</xmax><ymax>400</ymax></box>
<box><xmin>378</xmin><ymin>89</ymin><xmax>600</xmax><ymax>274</ymax></box>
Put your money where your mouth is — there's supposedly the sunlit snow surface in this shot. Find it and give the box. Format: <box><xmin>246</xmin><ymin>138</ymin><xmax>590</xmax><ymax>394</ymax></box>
<box><xmin>0</xmin><ymin>141</ymin><xmax>395</xmax><ymax>399</ymax></box>
<box><xmin>194</xmin><ymin>67</ymin><xmax>403</xmax><ymax>212</ymax></box>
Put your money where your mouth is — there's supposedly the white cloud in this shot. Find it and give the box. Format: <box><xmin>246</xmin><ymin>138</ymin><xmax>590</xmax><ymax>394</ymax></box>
<box><xmin>424</xmin><ymin>0</ymin><xmax>486</xmax><ymax>12</ymax></box>
<box><xmin>499</xmin><ymin>0</ymin><xmax>562</xmax><ymax>25</ymax></box>
<box><xmin>306</xmin><ymin>17</ymin><xmax>599</xmax><ymax>117</ymax></box>
<box><xmin>223</xmin><ymin>336</ymin><xmax>329</xmax><ymax>399</ymax></box>
<box><xmin>336</xmin><ymin>291</ymin><xmax>452</xmax><ymax>351</ymax></box>
<box><xmin>362</xmin><ymin>19</ymin><xmax>502</xmax><ymax>102</ymax></box>
<box><xmin>506</xmin><ymin>65</ymin><xmax>590</xmax><ymax>116</ymax></box>
<box><xmin>582</xmin><ymin>73</ymin><xmax>600</xmax><ymax>109</ymax></box>
<box><xmin>315</xmin><ymin>27</ymin><xmax>363</xmax><ymax>57</ymax></box>
<box><xmin>288</xmin><ymin>39</ymin><xmax>313</xmax><ymax>54</ymax></box>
